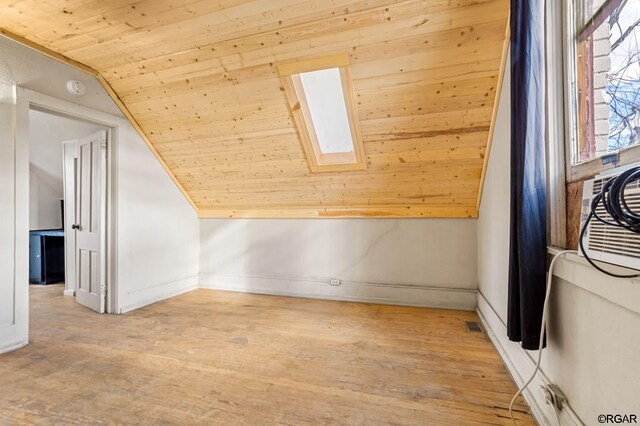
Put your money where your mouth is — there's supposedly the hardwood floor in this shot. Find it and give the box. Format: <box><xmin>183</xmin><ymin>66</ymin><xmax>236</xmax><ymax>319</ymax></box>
<box><xmin>0</xmin><ymin>285</ymin><xmax>534</xmax><ymax>425</ymax></box>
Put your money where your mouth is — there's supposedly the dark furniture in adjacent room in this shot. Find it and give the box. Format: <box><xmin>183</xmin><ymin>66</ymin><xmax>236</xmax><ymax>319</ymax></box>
<box><xmin>29</xmin><ymin>230</ymin><xmax>65</xmax><ymax>284</ymax></box>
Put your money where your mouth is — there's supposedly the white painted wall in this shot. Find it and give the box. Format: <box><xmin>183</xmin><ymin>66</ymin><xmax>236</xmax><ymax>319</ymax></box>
<box><xmin>29</xmin><ymin>169</ymin><xmax>63</xmax><ymax>230</ymax></box>
<box><xmin>477</xmin><ymin>55</ymin><xmax>511</xmax><ymax>323</ymax></box>
<box><xmin>0</xmin><ymin>35</ymin><xmax>199</xmax><ymax>353</ymax></box>
<box><xmin>477</xmin><ymin>65</ymin><xmax>640</xmax><ymax>425</ymax></box>
<box><xmin>200</xmin><ymin>219</ymin><xmax>478</xmax><ymax>310</ymax></box>
<box><xmin>29</xmin><ymin>109</ymin><xmax>105</xmax><ymax>230</ymax></box>
<box><xmin>115</xmin><ymin>120</ymin><xmax>200</xmax><ymax>313</ymax></box>
<box><xmin>0</xmin><ymin>36</ymin><xmax>121</xmax><ymax>117</ymax></box>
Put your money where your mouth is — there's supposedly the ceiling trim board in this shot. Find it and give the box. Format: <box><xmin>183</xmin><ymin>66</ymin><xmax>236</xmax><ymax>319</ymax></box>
<box><xmin>0</xmin><ymin>27</ymin><xmax>99</xmax><ymax>76</ymax></box>
<box><xmin>475</xmin><ymin>15</ymin><xmax>510</xmax><ymax>211</ymax></box>
<box><xmin>198</xmin><ymin>206</ymin><xmax>479</xmax><ymax>219</ymax></box>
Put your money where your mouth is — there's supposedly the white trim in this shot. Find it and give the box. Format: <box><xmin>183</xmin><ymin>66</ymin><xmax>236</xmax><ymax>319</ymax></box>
<box><xmin>16</xmin><ymin>88</ymin><xmax>126</xmax><ymax>314</ymax></box>
<box><xmin>0</xmin><ymin>339</ymin><xmax>28</xmax><ymax>355</ymax></box>
<box><xmin>569</xmin><ymin>144</ymin><xmax>640</xmax><ymax>181</ymax></box>
<box><xmin>0</xmin><ymin>84</ymin><xmax>29</xmax><ymax>355</ymax></box>
<box><xmin>119</xmin><ymin>276</ymin><xmax>199</xmax><ymax>314</ymax></box>
<box><xmin>16</xmin><ymin>84</ymin><xmax>30</xmax><ymax>349</ymax></box>
<box><xmin>477</xmin><ymin>292</ymin><xmax>584</xmax><ymax>426</ymax></box>
<box><xmin>546</xmin><ymin>0</ymin><xmax>567</xmax><ymax>248</ymax></box>
<box><xmin>563</xmin><ymin>0</ymin><xmax>580</xmax><ymax>174</ymax></box>
<box><xmin>63</xmin><ymin>289</ymin><xmax>75</xmax><ymax>297</ymax></box>
<box><xmin>548</xmin><ymin>250</ymin><xmax>640</xmax><ymax>315</ymax></box>
<box><xmin>200</xmin><ymin>274</ymin><xmax>477</xmax><ymax>311</ymax></box>
<box><xmin>98</xmin><ymin>129</ymin><xmax>108</xmax><ymax>313</ymax></box>
<box><xmin>117</xmin><ymin>274</ymin><xmax>478</xmax><ymax>314</ymax></box>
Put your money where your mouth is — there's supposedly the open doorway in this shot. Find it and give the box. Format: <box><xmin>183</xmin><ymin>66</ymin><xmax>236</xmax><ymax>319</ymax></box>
<box><xmin>28</xmin><ymin>108</ymin><xmax>109</xmax><ymax>313</ymax></box>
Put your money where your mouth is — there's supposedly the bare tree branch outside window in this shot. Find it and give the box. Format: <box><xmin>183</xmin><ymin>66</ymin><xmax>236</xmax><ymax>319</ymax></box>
<box><xmin>604</xmin><ymin>0</ymin><xmax>640</xmax><ymax>151</ymax></box>
<box><xmin>576</xmin><ymin>0</ymin><xmax>640</xmax><ymax>162</ymax></box>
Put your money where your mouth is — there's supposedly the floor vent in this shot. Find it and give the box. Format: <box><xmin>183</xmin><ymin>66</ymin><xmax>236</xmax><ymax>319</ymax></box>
<box><xmin>465</xmin><ymin>321</ymin><xmax>483</xmax><ymax>333</ymax></box>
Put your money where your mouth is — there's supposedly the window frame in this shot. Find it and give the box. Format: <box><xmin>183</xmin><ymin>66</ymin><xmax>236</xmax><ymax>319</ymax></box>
<box><xmin>278</xmin><ymin>54</ymin><xmax>366</xmax><ymax>173</ymax></box>
<box><xmin>548</xmin><ymin>0</ymin><xmax>569</xmax><ymax>248</ymax></box>
<box><xmin>564</xmin><ymin>0</ymin><xmax>640</xmax><ymax>182</ymax></box>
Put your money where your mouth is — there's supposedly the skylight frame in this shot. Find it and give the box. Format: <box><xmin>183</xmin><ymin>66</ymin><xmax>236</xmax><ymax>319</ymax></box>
<box><xmin>278</xmin><ymin>54</ymin><xmax>366</xmax><ymax>173</ymax></box>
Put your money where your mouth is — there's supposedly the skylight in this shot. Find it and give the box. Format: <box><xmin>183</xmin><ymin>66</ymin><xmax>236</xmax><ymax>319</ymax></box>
<box><xmin>278</xmin><ymin>55</ymin><xmax>366</xmax><ymax>172</ymax></box>
<box><xmin>299</xmin><ymin>68</ymin><xmax>354</xmax><ymax>154</ymax></box>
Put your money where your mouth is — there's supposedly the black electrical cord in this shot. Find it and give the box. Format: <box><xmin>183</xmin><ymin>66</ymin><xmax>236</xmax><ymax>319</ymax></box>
<box><xmin>579</xmin><ymin>166</ymin><xmax>640</xmax><ymax>278</ymax></box>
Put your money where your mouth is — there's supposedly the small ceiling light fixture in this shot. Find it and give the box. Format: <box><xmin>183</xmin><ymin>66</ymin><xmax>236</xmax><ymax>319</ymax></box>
<box><xmin>66</xmin><ymin>80</ymin><xmax>86</xmax><ymax>96</ymax></box>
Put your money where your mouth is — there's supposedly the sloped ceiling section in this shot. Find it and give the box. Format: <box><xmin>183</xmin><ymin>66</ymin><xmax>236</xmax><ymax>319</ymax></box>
<box><xmin>0</xmin><ymin>0</ymin><xmax>509</xmax><ymax>218</ymax></box>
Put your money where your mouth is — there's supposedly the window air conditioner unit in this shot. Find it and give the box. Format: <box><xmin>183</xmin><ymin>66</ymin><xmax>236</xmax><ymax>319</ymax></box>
<box><xmin>580</xmin><ymin>164</ymin><xmax>640</xmax><ymax>271</ymax></box>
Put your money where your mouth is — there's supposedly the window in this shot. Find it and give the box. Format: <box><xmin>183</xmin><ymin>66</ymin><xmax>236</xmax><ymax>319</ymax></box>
<box><xmin>571</xmin><ymin>0</ymin><xmax>640</xmax><ymax>164</ymax></box>
<box><xmin>278</xmin><ymin>55</ymin><xmax>366</xmax><ymax>172</ymax></box>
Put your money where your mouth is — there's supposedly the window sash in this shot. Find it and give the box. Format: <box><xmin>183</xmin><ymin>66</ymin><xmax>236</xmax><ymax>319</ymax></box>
<box><xmin>578</xmin><ymin>0</ymin><xmax>626</xmax><ymax>41</ymax></box>
<box><xmin>565</xmin><ymin>0</ymin><xmax>640</xmax><ymax>181</ymax></box>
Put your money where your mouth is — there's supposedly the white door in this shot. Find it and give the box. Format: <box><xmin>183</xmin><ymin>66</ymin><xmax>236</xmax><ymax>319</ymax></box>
<box><xmin>72</xmin><ymin>130</ymin><xmax>107</xmax><ymax>313</ymax></box>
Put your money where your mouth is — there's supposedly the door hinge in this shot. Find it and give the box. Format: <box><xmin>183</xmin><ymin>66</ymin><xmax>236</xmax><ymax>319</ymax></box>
<box><xmin>100</xmin><ymin>132</ymin><xmax>108</xmax><ymax>150</ymax></box>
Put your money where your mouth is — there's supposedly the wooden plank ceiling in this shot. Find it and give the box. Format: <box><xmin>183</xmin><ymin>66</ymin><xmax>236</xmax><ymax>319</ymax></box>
<box><xmin>0</xmin><ymin>0</ymin><xmax>509</xmax><ymax>218</ymax></box>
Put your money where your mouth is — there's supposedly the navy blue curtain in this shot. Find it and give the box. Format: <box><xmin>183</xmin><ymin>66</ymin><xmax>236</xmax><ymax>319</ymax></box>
<box><xmin>508</xmin><ymin>0</ymin><xmax>548</xmax><ymax>350</ymax></box>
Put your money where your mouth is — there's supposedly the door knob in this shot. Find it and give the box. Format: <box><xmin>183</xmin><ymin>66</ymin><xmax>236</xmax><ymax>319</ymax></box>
<box><xmin>71</xmin><ymin>224</ymin><xmax>80</xmax><ymax>230</ymax></box>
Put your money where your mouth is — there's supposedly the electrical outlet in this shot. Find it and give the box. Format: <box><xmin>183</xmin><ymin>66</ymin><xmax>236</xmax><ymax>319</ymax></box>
<box><xmin>541</xmin><ymin>384</ymin><xmax>567</xmax><ymax>410</ymax></box>
<box><xmin>329</xmin><ymin>279</ymin><xmax>341</xmax><ymax>286</ymax></box>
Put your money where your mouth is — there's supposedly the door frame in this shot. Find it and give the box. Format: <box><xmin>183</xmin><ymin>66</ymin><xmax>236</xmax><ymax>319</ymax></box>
<box><xmin>17</xmin><ymin>88</ymin><xmax>121</xmax><ymax>314</ymax></box>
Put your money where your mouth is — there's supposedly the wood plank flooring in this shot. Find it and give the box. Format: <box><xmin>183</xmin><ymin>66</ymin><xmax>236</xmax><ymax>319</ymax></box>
<box><xmin>0</xmin><ymin>285</ymin><xmax>534</xmax><ymax>425</ymax></box>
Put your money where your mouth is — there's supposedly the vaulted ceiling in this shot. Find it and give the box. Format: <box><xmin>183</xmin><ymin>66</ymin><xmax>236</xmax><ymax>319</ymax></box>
<box><xmin>0</xmin><ymin>0</ymin><xmax>509</xmax><ymax>218</ymax></box>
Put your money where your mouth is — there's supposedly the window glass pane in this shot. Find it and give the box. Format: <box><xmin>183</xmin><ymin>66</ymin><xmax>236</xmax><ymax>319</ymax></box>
<box><xmin>299</xmin><ymin>68</ymin><xmax>354</xmax><ymax>154</ymax></box>
<box><xmin>577</xmin><ymin>0</ymin><xmax>608</xmax><ymax>28</ymax></box>
<box><xmin>575</xmin><ymin>0</ymin><xmax>640</xmax><ymax>163</ymax></box>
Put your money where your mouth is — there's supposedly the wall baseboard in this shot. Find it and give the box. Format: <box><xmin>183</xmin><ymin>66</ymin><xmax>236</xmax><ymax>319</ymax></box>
<box><xmin>0</xmin><ymin>338</ymin><xmax>28</xmax><ymax>355</ymax></box>
<box><xmin>119</xmin><ymin>275</ymin><xmax>199</xmax><ymax>314</ymax></box>
<box><xmin>63</xmin><ymin>289</ymin><xmax>75</xmax><ymax>297</ymax></box>
<box><xmin>477</xmin><ymin>292</ymin><xmax>583</xmax><ymax>426</ymax></box>
<box><xmin>199</xmin><ymin>274</ymin><xmax>477</xmax><ymax>310</ymax></box>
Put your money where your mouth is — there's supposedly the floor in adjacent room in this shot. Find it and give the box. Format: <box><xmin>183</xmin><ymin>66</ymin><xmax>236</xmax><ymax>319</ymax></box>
<box><xmin>0</xmin><ymin>285</ymin><xmax>534</xmax><ymax>425</ymax></box>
